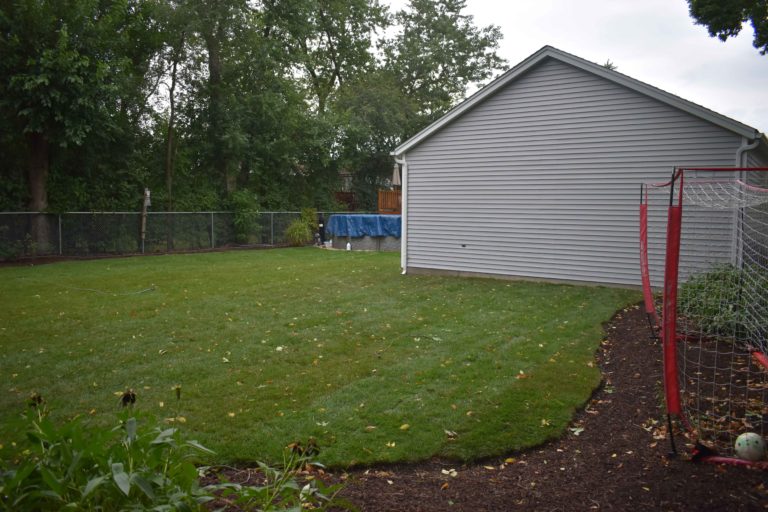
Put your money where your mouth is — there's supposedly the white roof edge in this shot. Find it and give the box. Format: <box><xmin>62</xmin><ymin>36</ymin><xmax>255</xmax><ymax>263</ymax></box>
<box><xmin>391</xmin><ymin>45</ymin><xmax>761</xmax><ymax>157</ymax></box>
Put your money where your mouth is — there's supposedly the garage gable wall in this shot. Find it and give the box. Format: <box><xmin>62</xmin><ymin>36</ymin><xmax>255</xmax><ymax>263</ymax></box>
<box><xmin>404</xmin><ymin>57</ymin><xmax>744</xmax><ymax>286</ymax></box>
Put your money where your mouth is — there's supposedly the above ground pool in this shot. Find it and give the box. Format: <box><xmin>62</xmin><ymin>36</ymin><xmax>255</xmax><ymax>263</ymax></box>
<box><xmin>326</xmin><ymin>214</ymin><xmax>401</xmax><ymax>251</ymax></box>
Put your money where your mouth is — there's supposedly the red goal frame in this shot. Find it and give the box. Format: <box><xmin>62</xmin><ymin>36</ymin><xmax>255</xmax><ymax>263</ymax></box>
<box><xmin>640</xmin><ymin>167</ymin><xmax>768</xmax><ymax>468</ymax></box>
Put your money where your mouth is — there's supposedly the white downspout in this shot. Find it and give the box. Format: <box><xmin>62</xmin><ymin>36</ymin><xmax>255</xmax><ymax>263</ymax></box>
<box><xmin>731</xmin><ymin>136</ymin><xmax>761</xmax><ymax>267</ymax></box>
<box><xmin>394</xmin><ymin>155</ymin><xmax>407</xmax><ymax>274</ymax></box>
<box><xmin>735</xmin><ymin>135</ymin><xmax>760</xmax><ymax>167</ymax></box>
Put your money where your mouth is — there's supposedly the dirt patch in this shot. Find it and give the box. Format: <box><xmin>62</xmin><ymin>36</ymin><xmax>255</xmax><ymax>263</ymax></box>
<box><xmin>211</xmin><ymin>305</ymin><xmax>768</xmax><ymax>511</ymax></box>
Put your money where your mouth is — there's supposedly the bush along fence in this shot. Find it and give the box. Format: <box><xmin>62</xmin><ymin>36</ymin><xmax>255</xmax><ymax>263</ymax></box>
<box><xmin>0</xmin><ymin>211</ymin><xmax>348</xmax><ymax>260</ymax></box>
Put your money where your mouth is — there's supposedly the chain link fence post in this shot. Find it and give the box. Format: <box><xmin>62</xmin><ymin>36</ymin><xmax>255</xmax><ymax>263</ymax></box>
<box><xmin>1</xmin><ymin>210</ymin><xmax>364</xmax><ymax>259</ymax></box>
<box><xmin>270</xmin><ymin>212</ymin><xmax>274</xmax><ymax>245</ymax></box>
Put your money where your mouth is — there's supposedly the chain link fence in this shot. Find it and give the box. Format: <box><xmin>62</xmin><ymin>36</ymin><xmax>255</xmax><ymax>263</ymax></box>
<box><xmin>0</xmin><ymin>211</ymin><xmax>344</xmax><ymax>260</ymax></box>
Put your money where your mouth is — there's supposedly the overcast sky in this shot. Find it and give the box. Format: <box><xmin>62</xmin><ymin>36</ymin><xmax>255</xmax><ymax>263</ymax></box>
<box><xmin>388</xmin><ymin>0</ymin><xmax>767</xmax><ymax>133</ymax></box>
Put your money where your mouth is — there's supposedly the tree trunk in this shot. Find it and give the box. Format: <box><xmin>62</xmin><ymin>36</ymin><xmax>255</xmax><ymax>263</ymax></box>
<box><xmin>204</xmin><ymin>24</ymin><xmax>237</xmax><ymax>196</ymax></box>
<box><xmin>165</xmin><ymin>38</ymin><xmax>183</xmax><ymax>251</ymax></box>
<box><xmin>165</xmin><ymin>57</ymin><xmax>179</xmax><ymax>213</ymax></box>
<box><xmin>27</xmin><ymin>132</ymin><xmax>50</xmax><ymax>254</ymax></box>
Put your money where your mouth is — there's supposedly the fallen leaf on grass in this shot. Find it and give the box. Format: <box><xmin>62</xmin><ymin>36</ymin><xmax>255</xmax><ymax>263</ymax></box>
<box><xmin>399</xmin><ymin>423</ymin><xmax>410</xmax><ymax>431</ymax></box>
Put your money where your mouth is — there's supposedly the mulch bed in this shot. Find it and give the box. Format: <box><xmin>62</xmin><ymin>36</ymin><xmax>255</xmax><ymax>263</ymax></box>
<box><xmin>211</xmin><ymin>305</ymin><xmax>768</xmax><ymax>511</ymax></box>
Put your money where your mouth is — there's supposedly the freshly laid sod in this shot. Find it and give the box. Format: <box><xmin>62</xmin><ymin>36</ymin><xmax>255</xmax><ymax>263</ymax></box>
<box><xmin>0</xmin><ymin>249</ymin><xmax>638</xmax><ymax>466</ymax></box>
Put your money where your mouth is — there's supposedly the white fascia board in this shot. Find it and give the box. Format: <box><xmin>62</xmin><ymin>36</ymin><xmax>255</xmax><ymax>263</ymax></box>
<box><xmin>391</xmin><ymin>45</ymin><xmax>760</xmax><ymax>157</ymax></box>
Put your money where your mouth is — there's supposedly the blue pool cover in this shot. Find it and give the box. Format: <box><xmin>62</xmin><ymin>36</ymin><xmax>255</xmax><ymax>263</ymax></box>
<box><xmin>327</xmin><ymin>214</ymin><xmax>401</xmax><ymax>238</ymax></box>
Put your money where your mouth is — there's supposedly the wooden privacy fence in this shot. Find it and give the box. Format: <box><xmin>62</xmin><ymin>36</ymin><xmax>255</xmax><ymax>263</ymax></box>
<box><xmin>377</xmin><ymin>189</ymin><xmax>402</xmax><ymax>214</ymax></box>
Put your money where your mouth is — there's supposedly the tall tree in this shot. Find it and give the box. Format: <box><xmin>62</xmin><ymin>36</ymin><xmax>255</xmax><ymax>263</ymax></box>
<box><xmin>333</xmin><ymin>69</ymin><xmax>418</xmax><ymax>209</ymax></box>
<box><xmin>687</xmin><ymin>0</ymin><xmax>768</xmax><ymax>55</ymax></box>
<box><xmin>265</xmin><ymin>0</ymin><xmax>389</xmax><ymax>113</ymax></box>
<box><xmin>0</xmin><ymin>0</ymin><xmax>508</xmax><ymax>216</ymax></box>
<box><xmin>383</xmin><ymin>0</ymin><xmax>506</xmax><ymax>122</ymax></box>
<box><xmin>0</xmin><ymin>0</ymin><xmax>163</xmax><ymax>245</ymax></box>
<box><xmin>331</xmin><ymin>0</ymin><xmax>507</xmax><ymax>209</ymax></box>
<box><xmin>186</xmin><ymin>0</ymin><xmax>254</xmax><ymax>196</ymax></box>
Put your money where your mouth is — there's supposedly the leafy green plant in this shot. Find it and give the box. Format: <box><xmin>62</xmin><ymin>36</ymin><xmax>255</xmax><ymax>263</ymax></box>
<box><xmin>0</xmin><ymin>400</ymin><xmax>350</xmax><ymax>511</ymax></box>
<box><xmin>284</xmin><ymin>219</ymin><xmax>312</xmax><ymax>247</ymax></box>
<box><xmin>0</xmin><ymin>229</ymin><xmax>34</xmax><ymax>261</ymax></box>
<box><xmin>228</xmin><ymin>190</ymin><xmax>261</xmax><ymax>244</ymax></box>
<box><xmin>284</xmin><ymin>208</ymin><xmax>318</xmax><ymax>246</ymax></box>
<box><xmin>210</xmin><ymin>452</ymin><xmax>352</xmax><ymax>511</ymax></box>
<box><xmin>678</xmin><ymin>264</ymin><xmax>744</xmax><ymax>336</ymax></box>
<box><xmin>300</xmin><ymin>208</ymin><xmax>319</xmax><ymax>233</ymax></box>
<box><xmin>0</xmin><ymin>405</ymin><xmax>213</xmax><ymax>511</ymax></box>
<box><xmin>678</xmin><ymin>263</ymin><xmax>768</xmax><ymax>339</ymax></box>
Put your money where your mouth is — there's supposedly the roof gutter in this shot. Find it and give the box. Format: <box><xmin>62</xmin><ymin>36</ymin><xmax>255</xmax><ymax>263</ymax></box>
<box><xmin>393</xmin><ymin>155</ymin><xmax>408</xmax><ymax>274</ymax></box>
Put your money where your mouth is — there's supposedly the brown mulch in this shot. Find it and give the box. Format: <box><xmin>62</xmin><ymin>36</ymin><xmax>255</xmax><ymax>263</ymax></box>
<box><xmin>211</xmin><ymin>305</ymin><xmax>768</xmax><ymax>511</ymax></box>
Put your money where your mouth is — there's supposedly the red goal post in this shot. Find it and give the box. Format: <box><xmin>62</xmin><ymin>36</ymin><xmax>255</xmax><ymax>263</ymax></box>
<box><xmin>641</xmin><ymin>167</ymin><xmax>768</xmax><ymax>467</ymax></box>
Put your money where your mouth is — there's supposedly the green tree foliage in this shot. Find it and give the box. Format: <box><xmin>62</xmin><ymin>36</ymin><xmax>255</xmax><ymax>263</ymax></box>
<box><xmin>0</xmin><ymin>1</ymin><xmax>158</xmax><ymax>212</ymax></box>
<box><xmin>384</xmin><ymin>0</ymin><xmax>507</xmax><ymax>121</ymax></box>
<box><xmin>333</xmin><ymin>0</ymin><xmax>507</xmax><ymax>209</ymax></box>
<box><xmin>687</xmin><ymin>0</ymin><xmax>768</xmax><ymax>55</ymax></box>
<box><xmin>0</xmin><ymin>0</ymin><xmax>507</xmax><ymax>214</ymax></box>
<box><xmin>265</xmin><ymin>0</ymin><xmax>389</xmax><ymax>113</ymax></box>
<box><xmin>332</xmin><ymin>69</ymin><xmax>419</xmax><ymax>210</ymax></box>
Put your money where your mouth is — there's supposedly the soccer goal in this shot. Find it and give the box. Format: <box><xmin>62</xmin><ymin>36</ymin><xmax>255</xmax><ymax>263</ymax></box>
<box><xmin>640</xmin><ymin>167</ymin><xmax>768</xmax><ymax>466</ymax></box>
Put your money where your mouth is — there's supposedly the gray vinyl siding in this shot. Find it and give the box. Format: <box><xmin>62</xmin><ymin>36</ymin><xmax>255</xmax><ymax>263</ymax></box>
<box><xmin>404</xmin><ymin>57</ymin><xmax>744</xmax><ymax>286</ymax></box>
<box><xmin>745</xmin><ymin>147</ymin><xmax>768</xmax><ymax>169</ymax></box>
<box><xmin>743</xmin><ymin>150</ymin><xmax>768</xmax><ymax>273</ymax></box>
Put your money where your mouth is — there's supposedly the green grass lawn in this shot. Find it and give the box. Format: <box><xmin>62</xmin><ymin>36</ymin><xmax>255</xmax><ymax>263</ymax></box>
<box><xmin>0</xmin><ymin>249</ymin><xmax>638</xmax><ymax>467</ymax></box>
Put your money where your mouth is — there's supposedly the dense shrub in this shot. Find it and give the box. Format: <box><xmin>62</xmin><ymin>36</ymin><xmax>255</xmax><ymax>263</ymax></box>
<box><xmin>678</xmin><ymin>263</ymin><xmax>768</xmax><ymax>340</ymax></box>
<box><xmin>284</xmin><ymin>208</ymin><xmax>318</xmax><ymax>247</ymax></box>
<box><xmin>228</xmin><ymin>190</ymin><xmax>261</xmax><ymax>244</ymax></box>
